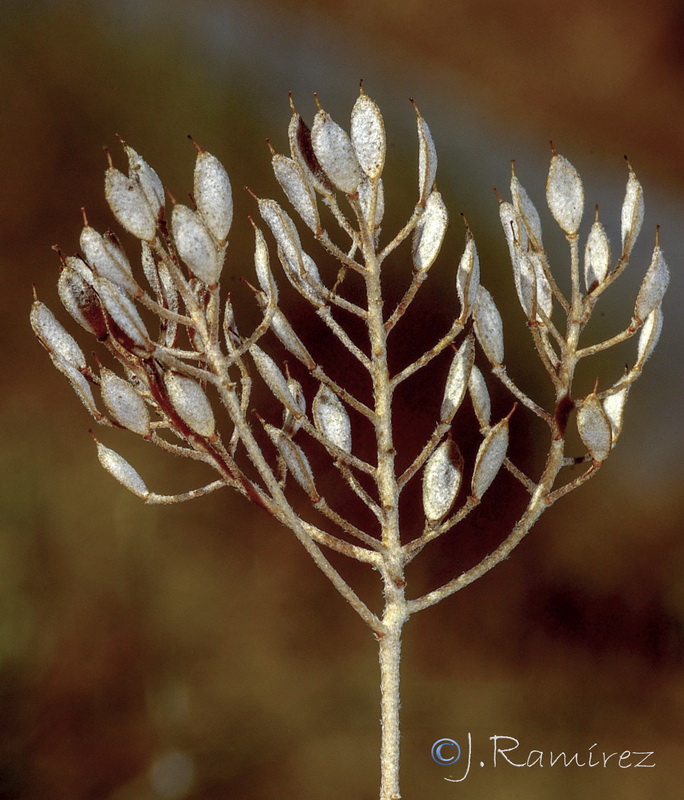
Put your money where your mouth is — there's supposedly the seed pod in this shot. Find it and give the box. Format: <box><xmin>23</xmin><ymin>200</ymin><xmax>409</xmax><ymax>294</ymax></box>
<box><xmin>124</xmin><ymin>143</ymin><xmax>164</xmax><ymax>220</ymax></box>
<box><xmin>350</xmin><ymin>89</ymin><xmax>386</xmax><ymax>180</ymax></box>
<box><xmin>527</xmin><ymin>251</ymin><xmax>553</xmax><ymax>319</ymax></box>
<box><xmin>468</xmin><ymin>365</ymin><xmax>491</xmax><ymax>429</ymax></box>
<box><xmin>636</xmin><ymin>308</ymin><xmax>663</xmax><ymax>366</ymax></box>
<box><xmin>422</xmin><ymin>438</ymin><xmax>463</xmax><ymax>523</ymax></box>
<box><xmin>283</xmin><ymin>373</ymin><xmax>306</xmax><ymax>435</ymax></box>
<box><xmin>49</xmin><ymin>353</ymin><xmax>100</xmax><ymax>418</ymax></box>
<box><xmin>456</xmin><ymin>230</ymin><xmax>480</xmax><ymax>315</ymax></box>
<box><xmin>252</xmin><ymin>225</ymin><xmax>278</xmax><ymax>304</ymax></box>
<box><xmin>171</xmin><ymin>204</ymin><xmax>222</xmax><ymax>286</ymax></box>
<box><xmin>96</xmin><ymin>441</ymin><xmax>149</xmax><ymax>498</ymax></box>
<box><xmin>471</xmin><ymin>415</ymin><xmax>510</xmax><ymax>499</ymax></box>
<box><xmin>164</xmin><ymin>372</ymin><xmax>216</xmax><ymax>437</ymax></box>
<box><xmin>100</xmin><ymin>368</ymin><xmax>151</xmax><ymax>436</ymax></box>
<box><xmin>357</xmin><ymin>176</ymin><xmax>384</xmax><ymax>234</ymax></box>
<box><xmin>546</xmin><ymin>151</ymin><xmax>584</xmax><ymax>236</ymax></box>
<box><xmin>194</xmin><ymin>150</ymin><xmax>233</xmax><ymax>245</ymax></box>
<box><xmin>621</xmin><ymin>163</ymin><xmax>644</xmax><ymax>258</ymax></box>
<box><xmin>58</xmin><ymin>261</ymin><xmax>108</xmax><ymax>338</ymax></box>
<box><xmin>311</xmin><ymin>108</ymin><xmax>363</xmax><ymax>195</ymax></box>
<box><xmin>251</xmin><ymin>345</ymin><xmax>303</xmax><ymax>418</ymax></box>
<box><xmin>414</xmin><ymin>101</ymin><xmax>437</xmax><ymax>206</ymax></box>
<box><xmin>312</xmin><ymin>384</ymin><xmax>352</xmax><ymax>453</ymax></box>
<box><xmin>473</xmin><ymin>286</ymin><xmax>504</xmax><ymax>365</ymax></box>
<box><xmin>500</xmin><ymin>200</ymin><xmax>528</xmax><ymax>256</ymax></box>
<box><xmin>510</xmin><ymin>166</ymin><xmax>543</xmax><ymax>250</ymax></box>
<box><xmin>272</xmin><ymin>153</ymin><xmax>319</xmax><ymax>233</ymax></box>
<box><xmin>258</xmin><ymin>199</ymin><xmax>304</xmax><ymax>274</ymax></box>
<box><xmin>270</xmin><ymin>309</ymin><xmax>316</xmax><ymax>369</ymax></box>
<box><xmin>602</xmin><ymin>386</ymin><xmax>629</xmax><ymax>444</ymax></box>
<box><xmin>412</xmin><ymin>190</ymin><xmax>448</xmax><ymax>272</ymax></box>
<box><xmin>264</xmin><ymin>423</ymin><xmax>319</xmax><ymax>501</ymax></box>
<box><xmin>440</xmin><ymin>334</ymin><xmax>475</xmax><ymax>423</ymax></box>
<box><xmin>634</xmin><ymin>243</ymin><xmax>669</xmax><ymax>323</ymax></box>
<box><xmin>80</xmin><ymin>226</ymin><xmax>138</xmax><ymax>294</ymax></box>
<box><xmin>288</xmin><ymin>108</ymin><xmax>334</xmax><ymax>197</ymax></box>
<box><xmin>512</xmin><ymin>248</ymin><xmax>538</xmax><ymax>320</ymax></box>
<box><xmin>584</xmin><ymin>213</ymin><xmax>611</xmax><ymax>291</ymax></box>
<box><xmin>577</xmin><ymin>391</ymin><xmax>612</xmax><ymax>462</ymax></box>
<box><xmin>94</xmin><ymin>276</ymin><xmax>152</xmax><ymax>351</ymax></box>
<box><xmin>31</xmin><ymin>300</ymin><xmax>87</xmax><ymax>369</ymax></box>
<box><xmin>105</xmin><ymin>167</ymin><xmax>157</xmax><ymax>241</ymax></box>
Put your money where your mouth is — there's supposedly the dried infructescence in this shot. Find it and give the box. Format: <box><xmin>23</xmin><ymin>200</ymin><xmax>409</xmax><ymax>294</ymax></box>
<box><xmin>31</xmin><ymin>87</ymin><xmax>668</xmax><ymax>800</ymax></box>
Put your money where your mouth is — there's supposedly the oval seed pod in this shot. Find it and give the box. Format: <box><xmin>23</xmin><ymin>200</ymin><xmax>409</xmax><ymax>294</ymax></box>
<box><xmin>105</xmin><ymin>167</ymin><xmax>157</xmax><ymax>241</ymax></box>
<box><xmin>412</xmin><ymin>190</ymin><xmax>448</xmax><ymax>272</ymax></box>
<box><xmin>602</xmin><ymin>386</ymin><xmax>629</xmax><ymax>444</ymax></box>
<box><xmin>500</xmin><ymin>200</ymin><xmax>528</xmax><ymax>258</ymax></box>
<box><xmin>96</xmin><ymin>441</ymin><xmax>149</xmax><ymax>498</ymax></box>
<box><xmin>422</xmin><ymin>438</ymin><xmax>463</xmax><ymax>523</ymax></box>
<box><xmin>456</xmin><ymin>230</ymin><xmax>480</xmax><ymax>314</ymax></box>
<box><xmin>471</xmin><ymin>414</ymin><xmax>510</xmax><ymax>499</ymax></box>
<box><xmin>473</xmin><ymin>287</ymin><xmax>504</xmax><ymax>365</ymax></box>
<box><xmin>311</xmin><ymin>108</ymin><xmax>363</xmax><ymax>195</ymax></box>
<box><xmin>94</xmin><ymin>276</ymin><xmax>152</xmax><ymax>351</ymax></box>
<box><xmin>258</xmin><ymin>199</ymin><xmax>304</xmax><ymax>277</ymax></box>
<box><xmin>124</xmin><ymin>143</ymin><xmax>164</xmax><ymax>220</ymax></box>
<box><xmin>252</xmin><ymin>225</ymin><xmax>279</xmax><ymax>304</ymax></box>
<box><xmin>577</xmin><ymin>392</ymin><xmax>612</xmax><ymax>462</ymax></box>
<box><xmin>49</xmin><ymin>353</ymin><xmax>100</xmax><ymax>418</ymax></box>
<box><xmin>251</xmin><ymin>344</ymin><xmax>303</xmax><ymax>418</ymax></box>
<box><xmin>621</xmin><ymin>163</ymin><xmax>644</xmax><ymax>258</ymax></box>
<box><xmin>468</xmin><ymin>365</ymin><xmax>491</xmax><ymax>429</ymax></box>
<box><xmin>31</xmin><ymin>301</ymin><xmax>87</xmax><ymax>370</ymax></box>
<box><xmin>312</xmin><ymin>384</ymin><xmax>352</xmax><ymax>453</ymax></box>
<box><xmin>100</xmin><ymin>368</ymin><xmax>151</xmax><ymax>436</ymax></box>
<box><xmin>584</xmin><ymin>213</ymin><xmax>611</xmax><ymax>292</ymax></box>
<box><xmin>512</xmin><ymin>249</ymin><xmax>538</xmax><ymax>320</ymax></box>
<box><xmin>510</xmin><ymin>166</ymin><xmax>543</xmax><ymax>251</ymax></box>
<box><xmin>80</xmin><ymin>226</ymin><xmax>138</xmax><ymax>294</ymax></box>
<box><xmin>270</xmin><ymin>309</ymin><xmax>316</xmax><ymax>369</ymax></box>
<box><xmin>194</xmin><ymin>150</ymin><xmax>233</xmax><ymax>244</ymax></box>
<box><xmin>527</xmin><ymin>251</ymin><xmax>553</xmax><ymax>319</ymax></box>
<box><xmin>350</xmin><ymin>89</ymin><xmax>386</xmax><ymax>180</ymax></box>
<box><xmin>636</xmin><ymin>308</ymin><xmax>663</xmax><ymax>366</ymax></box>
<box><xmin>58</xmin><ymin>262</ymin><xmax>109</xmax><ymax>338</ymax></box>
<box><xmin>265</xmin><ymin>423</ymin><xmax>319</xmax><ymax>501</ymax></box>
<box><xmin>272</xmin><ymin>153</ymin><xmax>319</xmax><ymax>233</ymax></box>
<box><xmin>164</xmin><ymin>372</ymin><xmax>216</xmax><ymax>438</ymax></box>
<box><xmin>414</xmin><ymin>101</ymin><xmax>437</xmax><ymax>206</ymax></box>
<box><xmin>171</xmin><ymin>204</ymin><xmax>222</xmax><ymax>286</ymax></box>
<box><xmin>634</xmin><ymin>243</ymin><xmax>669</xmax><ymax>323</ymax></box>
<box><xmin>440</xmin><ymin>334</ymin><xmax>475</xmax><ymax>423</ymax></box>
<box><xmin>288</xmin><ymin>108</ymin><xmax>334</xmax><ymax>197</ymax></box>
<box><xmin>546</xmin><ymin>151</ymin><xmax>584</xmax><ymax>236</ymax></box>
<box><xmin>283</xmin><ymin>373</ymin><xmax>306</xmax><ymax>435</ymax></box>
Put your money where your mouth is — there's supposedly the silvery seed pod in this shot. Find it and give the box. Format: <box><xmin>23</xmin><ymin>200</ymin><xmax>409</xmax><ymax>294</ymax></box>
<box><xmin>412</xmin><ymin>190</ymin><xmax>448</xmax><ymax>272</ymax></box>
<box><xmin>311</xmin><ymin>107</ymin><xmax>363</xmax><ymax>195</ymax></box>
<box><xmin>272</xmin><ymin>152</ymin><xmax>320</xmax><ymax>233</ymax></box>
<box><xmin>164</xmin><ymin>372</ymin><xmax>216</xmax><ymax>438</ymax></box>
<box><xmin>350</xmin><ymin>89</ymin><xmax>386</xmax><ymax>180</ymax></box>
<box><xmin>440</xmin><ymin>334</ymin><xmax>475</xmax><ymax>423</ymax></box>
<box><xmin>251</xmin><ymin>344</ymin><xmax>304</xmax><ymax>418</ymax></box>
<box><xmin>576</xmin><ymin>391</ymin><xmax>612</xmax><ymax>463</ymax></box>
<box><xmin>468</xmin><ymin>365</ymin><xmax>491</xmax><ymax>429</ymax></box>
<box><xmin>100</xmin><ymin>368</ymin><xmax>151</xmax><ymax>436</ymax></box>
<box><xmin>194</xmin><ymin>150</ymin><xmax>233</xmax><ymax>245</ymax></box>
<box><xmin>634</xmin><ymin>243</ymin><xmax>669</xmax><ymax>323</ymax></box>
<box><xmin>584</xmin><ymin>212</ymin><xmax>611</xmax><ymax>292</ymax></box>
<box><xmin>471</xmin><ymin>415</ymin><xmax>510</xmax><ymax>499</ymax></box>
<box><xmin>456</xmin><ymin>230</ymin><xmax>480</xmax><ymax>315</ymax></box>
<box><xmin>58</xmin><ymin>262</ymin><xmax>109</xmax><ymax>338</ymax></box>
<box><xmin>270</xmin><ymin>309</ymin><xmax>316</xmax><ymax>369</ymax></box>
<box><xmin>264</xmin><ymin>423</ymin><xmax>319</xmax><ymax>501</ymax></box>
<box><xmin>80</xmin><ymin>226</ymin><xmax>138</xmax><ymax>294</ymax></box>
<box><xmin>414</xmin><ymin>101</ymin><xmax>437</xmax><ymax>206</ymax></box>
<box><xmin>422</xmin><ymin>438</ymin><xmax>463</xmax><ymax>523</ymax></box>
<box><xmin>621</xmin><ymin>163</ymin><xmax>644</xmax><ymax>259</ymax></box>
<box><xmin>49</xmin><ymin>352</ymin><xmax>100</xmax><ymax>418</ymax></box>
<box><xmin>512</xmin><ymin>248</ymin><xmax>538</xmax><ymax>320</ymax></box>
<box><xmin>94</xmin><ymin>276</ymin><xmax>152</xmax><ymax>351</ymax></box>
<box><xmin>96</xmin><ymin>441</ymin><xmax>149</xmax><ymax>498</ymax></box>
<box><xmin>546</xmin><ymin>151</ymin><xmax>584</xmax><ymax>236</ymax></box>
<box><xmin>124</xmin><ymin>143</ymin><xmax>165</xmax><ymax>220</ymax></box>
<box><xmin>312</xmin><ymin>384</ymin><xmax>352</xmax><ymax>453</ymax></box>
<box><xmin>602</xmin><ymin>387</ymin><xmax>629</xmax><ymax>444</ymax></box>
<box><xmin>283</xmin><ymin>373</ymin><xmax>306</xmax><ymax>435</ymax></box>
<box><xmin>473</xmin><ymin>287</ymin><xmax>504</xmax><ymax>365</ymax></box>
<box><xmin>636</xmin><ymin>308</ymin><xmax>663</xmax><ymax>366</ymax></box>
<box><xmin>527</xmin><ymin>251</ymin><xmax>553</xmax><ymax>319</ymax></box>
<box><xmin>252</xmin><ymin>225</ymin><xmax>278</xmax><ymax>304</ymax></box>
<box><xmin>31</xmin><ymin>300</ymin><xmax>87</xmax><ymax>370</ymax></box>
<box><xmin>171</xmin><ymin>204</ymin><xmax>223</xmax><ymax>286</ymax></box>
<box><xmin>105</xmin><ymin>167</ymin><xmax>157</xmax><ymax>241</ymax></box>
<box><xmin>510</xmin><ymin>165</ymin><xmax>543</xmax><ymax>251</ymax></box>
<box><xmin>288</xmin><ymin>107</ymin><xmax>334</xmax><ymax>197</ymax></box>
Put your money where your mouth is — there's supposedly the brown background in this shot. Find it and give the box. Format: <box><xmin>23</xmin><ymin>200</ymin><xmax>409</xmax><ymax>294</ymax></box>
<box><xmin>2</xmin><ymin>0</ymin><xmax>683</xmax><ymax>798</ymax></box>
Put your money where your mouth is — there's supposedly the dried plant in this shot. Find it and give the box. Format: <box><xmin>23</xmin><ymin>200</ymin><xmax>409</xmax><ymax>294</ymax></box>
<box><xmin>31</xmin><ymin>87</ymin><xmax>669</xmax><ymax>799</ymax></box>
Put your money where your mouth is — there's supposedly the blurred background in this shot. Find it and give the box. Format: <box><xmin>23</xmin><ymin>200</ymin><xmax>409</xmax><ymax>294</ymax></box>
<box><xmin>2</xmin><ymin>0</ymin><xmax>683</xmax><ymax>797</ymax></box>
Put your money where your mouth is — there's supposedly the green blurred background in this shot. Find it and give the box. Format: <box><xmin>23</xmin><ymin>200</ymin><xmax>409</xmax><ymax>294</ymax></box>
<box><xmin>2</xmin><ymin>0</ymin><xmax>683</xmax><ymax>797</ymax></box>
